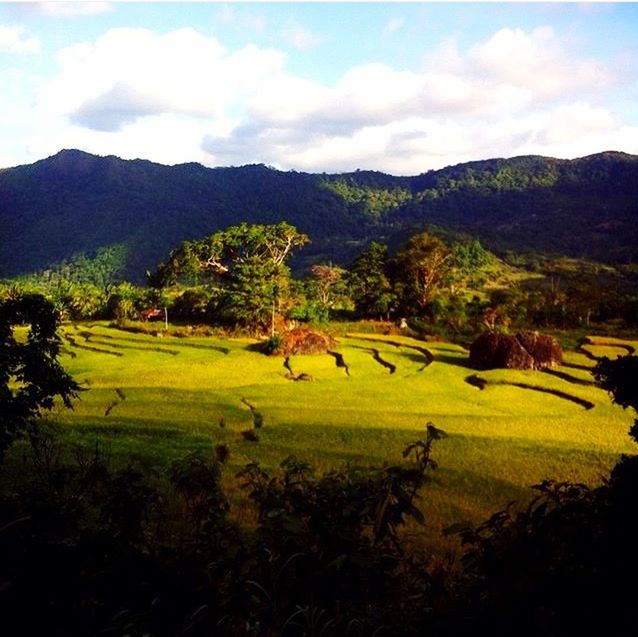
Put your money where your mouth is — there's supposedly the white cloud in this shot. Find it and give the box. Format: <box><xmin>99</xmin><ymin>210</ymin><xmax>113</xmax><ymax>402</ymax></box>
<box><xmin>536</xmin><ymin>102</ymin><xmax>616</xmax><ymax>146</ymax></box>
<box><xmin>281</xmin><ymin>19</ymin><xmax>325</xmax><ymax>50</ymax></box>
<box><xmin>382</xmin><ymin>18</ymin><xmax>404</xmax><ymax>38</ymax></box>
<box><xmin>26</xmin><ymin>113</ymin><xmax>215</xmax><ymax>167</ymax></box>
<box><xmin>71</xmin><ymin>82</ymin><xmax>170</xmax><ymax>132</ymax></box>
<box><xmin>9</xmin><ymin>23</ymin><xmax>634</xmax><ymax>174</ymax></box>
<box><xmin>0</xmin><ymin>25</ymin><xmax>39</xmax><ymax>53</ymax></box>
<box><xmin>39</xmin><ymin>27</ymin><xmax>286</xmax><ymax>131</ymax></box>
<box><xmin>468</xmin><ymin>27</ymin><xmax>610</xmax><ymax>99</ymax></box>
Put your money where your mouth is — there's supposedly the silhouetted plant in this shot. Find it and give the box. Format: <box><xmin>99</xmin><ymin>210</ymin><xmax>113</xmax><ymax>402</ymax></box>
<box><xmin>236</xmin><ymin>423</ymin><xmax>445</xmax><ymax>634</ymax></box>
<box><xmin>169</xmin><ymin>451</ymin><xmax>230</xmax><ymax>541</ymax></box>
<box><xmin>594</xmin><ymin>354</ymin><xmax>638</xmax><ymax>441</ymax></box>
<box><xmin>0</xmin><ymin>294</ymin><xmax>79</xmax><ymax>458</ymax></box>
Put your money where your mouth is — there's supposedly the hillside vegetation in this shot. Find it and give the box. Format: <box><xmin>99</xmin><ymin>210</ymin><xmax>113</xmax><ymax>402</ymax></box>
<box><xmin>1</xmin><ymin>150</ymin><xmax>637</xmax><ymax>280</ymax></box>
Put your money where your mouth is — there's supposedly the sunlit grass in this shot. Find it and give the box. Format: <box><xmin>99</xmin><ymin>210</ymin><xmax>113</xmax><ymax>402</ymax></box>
<box><xmin>50</xmin><ymin>322</ymin><xmax>636</xmax><ymax>546</ymax></box>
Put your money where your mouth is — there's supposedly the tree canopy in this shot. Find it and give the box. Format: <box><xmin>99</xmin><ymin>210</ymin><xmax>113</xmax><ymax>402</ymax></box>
<box><xmin>151</xmin><ymin>222</ymin><xmax>309</xmax><ymax>330</ymax></box>
<box><xmin>347</xmin><ymin>241</ymin><xmax>396</xmax><ymax>318</ymax></box>
<box><xmin>394</xmin><ymin>232</ymin><xmax>453</xmax><ymax>314</ymax></box>
<box><xmin>0</xmin><ymin>294</ymin><xmax>79</xmax><ymax>456</ymax></box>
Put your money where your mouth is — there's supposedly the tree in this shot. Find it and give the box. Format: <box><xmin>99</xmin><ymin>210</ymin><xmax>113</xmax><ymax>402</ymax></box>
<box><xmin>594</xmin><ymin>355</ymin><xmax>638</xmax><ymax>443</ymax></box>
<box><xmin>105</xmin><ymin>282</ymin><xmax>143</xmax><ymax>322</ymax></box>
<box><xmin>394</xmin><ymin>232</ymin><xmax>452</xmax><ymax>315</ymax></box>
<box><xmin>347</xmin><ymin>242</ymin><xmax>396</xmax><ymax>318</ymax></box>
<box><xmin>0</xmin><ymin>294</ymin><xmax>79</xmax><ymax>458</ymax></box>
<box><xmin>308</xmin><ymin>263</ymin><xmax>348</xmax><ymax>311</ymax></box>
<box><xmin>151</xmin><ymin>222</ymin><xmax>309</xmax><ymax>330</ymax></box>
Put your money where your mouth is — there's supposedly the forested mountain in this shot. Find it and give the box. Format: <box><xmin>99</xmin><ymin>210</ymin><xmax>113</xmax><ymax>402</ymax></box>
<box><xmin>1</xmin><ymin>149</ymin><xmax>637</xmax><ymax>281</ymax></box>
<box><xmin>394</xmin><ymin>152</ymin><xmax>638</xmax><ymax>263</ymax></box>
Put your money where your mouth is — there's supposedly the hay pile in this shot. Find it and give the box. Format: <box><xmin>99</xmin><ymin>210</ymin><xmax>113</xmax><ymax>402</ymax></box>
<box><xmin>269</xmin><ymin>328</ymin><xmax>336</xmax><ymax>356</ymax></box>
<box><xmin>469</xmin><ymin>331</ymin><xmax>562</xmax><ymax>371</ymax></box>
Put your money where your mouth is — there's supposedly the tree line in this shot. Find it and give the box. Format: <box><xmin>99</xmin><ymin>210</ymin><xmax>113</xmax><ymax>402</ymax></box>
<box><xmin>2</xmin><ymin>221</ymin><xmax>637</xmax><ymax>335</ymax></box>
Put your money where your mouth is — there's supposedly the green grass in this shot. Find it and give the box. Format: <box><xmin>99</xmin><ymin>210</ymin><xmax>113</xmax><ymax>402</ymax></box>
<box><xmin>47</xmin><ymin>322</ymin><xmax>636</xmax><ymax>544</ymax></box>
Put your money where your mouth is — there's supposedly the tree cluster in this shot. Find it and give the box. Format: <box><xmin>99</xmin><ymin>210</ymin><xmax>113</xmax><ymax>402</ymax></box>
<box><xmin>3</xmin><ymin>221</ymin><xmax>638</xmax><ymax>336</ymax></box>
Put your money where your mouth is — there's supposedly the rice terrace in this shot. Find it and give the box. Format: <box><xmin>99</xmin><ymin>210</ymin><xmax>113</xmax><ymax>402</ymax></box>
<box><xmin>52</xmin><ymin>321</ymin><xmax>635</xmax><ymax>540</ymax></box>
<box><xmin>4</xmin><ymin>3</ymin><xmax>638</xmax><ymax>634</ymax></box>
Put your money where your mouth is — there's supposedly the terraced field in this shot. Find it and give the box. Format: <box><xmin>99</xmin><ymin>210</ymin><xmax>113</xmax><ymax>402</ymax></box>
<box><xmin>51</xmin><ymin>322</ymin><xmax>636</xmax><ymax>540</ymax></box>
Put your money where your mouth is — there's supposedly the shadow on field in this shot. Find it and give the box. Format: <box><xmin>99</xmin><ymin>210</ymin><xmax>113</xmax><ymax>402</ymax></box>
<box><xmin>71</xmin><ymin>420</ymin><xmax>185</xmax><ymax>438</ymax></box>
<box><xmin>432</xmin><ymin>466</ymin><xmax>532</xmax><ymax>503</ymax></box>
<box><xmin>432</xmin><ymin>353</ymin><xmax>473</xmax><ymax>369</ymax></box>
<box><xmin>543</xmin><ymin>368</ymin><xmax>595</xmax><ymax>386</ymax></box>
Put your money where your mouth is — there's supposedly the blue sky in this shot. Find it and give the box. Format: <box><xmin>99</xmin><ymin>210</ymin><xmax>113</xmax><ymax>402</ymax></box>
<box><xmin>1</xmin><ymin>2</ymin><xmax>637</xmax><ymax>174</ymax></box>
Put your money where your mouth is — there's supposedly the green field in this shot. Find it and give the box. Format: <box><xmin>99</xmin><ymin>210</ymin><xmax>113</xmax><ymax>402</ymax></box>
<box><xmin>49</xmin><ymin>322</ymin><xmax>636</xmax><ymax>542</ymax></box>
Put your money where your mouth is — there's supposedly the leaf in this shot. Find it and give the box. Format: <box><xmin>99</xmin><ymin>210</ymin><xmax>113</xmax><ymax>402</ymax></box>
<box><xmin>407</xmin><ymin>503</ymin><xmax>426</xmax><ymax>526</ymax></box>
<box><xmin>443</xmin><ymin>521</ymin><xmax>473</xmax><ymax>537</ymax></box>
<box><xmin>427</xmin><ymin>423</ymin><xmax>447</xmax><ymax>440</ymax></box>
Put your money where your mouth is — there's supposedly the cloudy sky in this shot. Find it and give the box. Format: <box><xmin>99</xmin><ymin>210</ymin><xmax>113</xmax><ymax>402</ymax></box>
<box><xmin>1</xmin><ymin>1</ymin><xmax>637</xmax><ymax>174</ymax></box>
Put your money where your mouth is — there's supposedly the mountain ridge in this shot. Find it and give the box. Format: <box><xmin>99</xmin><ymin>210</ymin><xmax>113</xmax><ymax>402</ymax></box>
<box><xmin>1</xmin><ymin>149</ymin><xmax>637</xmax><ymax>281</ymax></box>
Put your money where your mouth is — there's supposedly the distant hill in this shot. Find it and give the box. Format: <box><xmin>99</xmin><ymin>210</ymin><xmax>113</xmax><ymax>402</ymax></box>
<box><xmin>1</xmin><ymin>149</ymin><xmax>637</xmax><ymax>281</ymax></box>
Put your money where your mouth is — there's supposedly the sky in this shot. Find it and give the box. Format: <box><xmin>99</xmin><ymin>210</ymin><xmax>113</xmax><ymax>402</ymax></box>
<box><xmin>1</xmin><ymin>1</ymin><xmax>638</xmax><ymax>175</ymax></box>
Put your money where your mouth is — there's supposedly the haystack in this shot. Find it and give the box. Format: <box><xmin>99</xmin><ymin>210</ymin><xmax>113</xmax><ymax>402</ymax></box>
<box><xmin>469</xmin><ymin>331</ymin><xmax>562</xmax><ymax>371</ymax></box>
<box><xmin>516</xmin><ymin>331</ymin><xmax>562</xmax><ymax>368</ymax></box>
<box><xmin>269</xmin><ymin>328</ymin><xmax>336</xmax><ymax>356</ymax></box>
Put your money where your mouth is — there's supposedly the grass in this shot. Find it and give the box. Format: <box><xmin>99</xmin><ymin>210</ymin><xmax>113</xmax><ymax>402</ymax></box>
<box><xmin>44</xmin><ymin>321</ymin><xmax>637</xmax><ymax>547</ymax></box>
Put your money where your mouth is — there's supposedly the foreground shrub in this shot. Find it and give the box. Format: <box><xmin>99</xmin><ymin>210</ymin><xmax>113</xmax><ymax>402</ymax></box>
<box><xmin>0</xmin><ymin>294</ymin><xmax>79</xmax><ymax>457</ymax></box>
<box><xmin>0</xmin><ymin>424</ymin><xmax>446</xmax><ymax>636</ymax></box>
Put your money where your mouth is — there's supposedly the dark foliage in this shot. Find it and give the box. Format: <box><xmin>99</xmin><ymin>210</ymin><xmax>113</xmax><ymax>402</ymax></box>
<box><xmin>441</xmin><ymin>352</ymin><xmax>638</xmax><ymax>637</ymax></box>
<box><xmin>594</xmin><ymin>354</ymin><xmax>638</xmax><ymax>417</ymax></box>
<box><xmin>0</xmin><ymin>423</ymin><xmax>446</xmax><ymax>636</ymax></box>
<box><xmin>0</xmin><ymin>294</ymin><xmax>79</xmax><ymax>456</ymax></box>
<box><xmin>446</xmin><ymin>478</ymin><xmax>638</xmax><ymax>637</ymax></box>
<box><xmin>2</xmin><ymin>150</ymin><xmax>637</xmax><ymax>282</ymax></box>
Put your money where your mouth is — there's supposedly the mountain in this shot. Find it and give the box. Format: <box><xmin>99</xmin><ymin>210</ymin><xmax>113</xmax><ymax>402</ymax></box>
<box><xmin>1</xmin><ymin>149</ymin><xmax>637</xmax><ymax>281</ymax></box>
<box><xmin>393</xmin><ymin>151</ymin><xmax>638</xmax><ymax>263</ymax></box>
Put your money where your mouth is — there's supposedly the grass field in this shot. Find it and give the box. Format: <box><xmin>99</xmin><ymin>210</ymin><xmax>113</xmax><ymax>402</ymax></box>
<box><xmin>47</xmin><ymin>322</ymin><xmax>636</xmax><ymax>545</ymax></box>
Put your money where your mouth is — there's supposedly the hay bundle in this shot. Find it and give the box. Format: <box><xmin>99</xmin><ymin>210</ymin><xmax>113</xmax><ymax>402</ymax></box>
<box><xmin>469</xmin><ymin>331</ymin><xmax>562</xmax><ymax>371</ymax></box>
<box><xmin>516</xmin><ymin>331</ymin><xmax>562</xmax><ymax>369</ymax></box>
<box><xmin>469</xmin><ymin>333</ymin><xmax>534</xmax><ymax>370</ymax></box>
<box><xmin>269</xmin><ymin>328</ymin><xmax>336</xmax><ymax>356</ymax></box>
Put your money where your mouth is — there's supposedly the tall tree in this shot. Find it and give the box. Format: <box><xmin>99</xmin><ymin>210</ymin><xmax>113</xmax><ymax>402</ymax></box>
<box><xmin>394</xmin><ymin>232</ymin><xmax>452</xmax><ymax>315</ymax></box>
<box><xmin>309</xmin><ymin>263</ymin><xmax>348</xmax><ymax>310</ymax></box>
<box><xmin>151</xmin><ymin>222</ymin><xmax>309</xmax><ymax>330</ymax></box>
<box><xmin>347</xmin><ymin>242</ymin><xmax>396</xmax><ymax>318</ymax></box>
